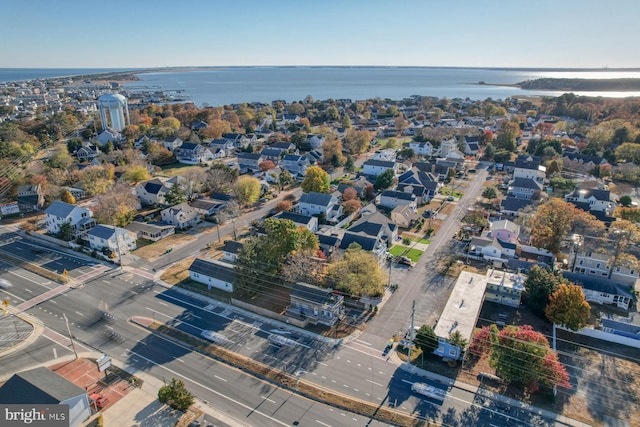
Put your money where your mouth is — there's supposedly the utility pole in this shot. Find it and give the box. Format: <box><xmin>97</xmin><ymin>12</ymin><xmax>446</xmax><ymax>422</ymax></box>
<box><xmin>63</xmin><ymin>313</ymin><xmax>78</xmax><ymax>360</ymax></box>
<box><xmin>407</xmin><ymin>300</ymin><xmax>415</xmax><ymax>363</ymax></box>
<box><xmin>113</xmin><ymin>223</ymin><xmax>124</xmax><ymax>271</ymax></box>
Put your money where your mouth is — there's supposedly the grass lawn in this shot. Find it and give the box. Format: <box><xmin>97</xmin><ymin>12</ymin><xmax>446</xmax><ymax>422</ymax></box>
<box><xmin>389</xmin><ymin>245</ymin><xmax>423</xmax><ymax>262</ymax></box>
<box><xmin>157</xmin><ymin>163</ymin><xmax>208</xmax><ymax>177</ymax></box>
<box><xmin>413</xmin><ymin>238</ymin><xmax>431</xmax><ymax>244</ymax></box>
<box><xmin>439</xmin><ymin>187</ymin><xmax>464</xmax><ymax>198</ymax></box>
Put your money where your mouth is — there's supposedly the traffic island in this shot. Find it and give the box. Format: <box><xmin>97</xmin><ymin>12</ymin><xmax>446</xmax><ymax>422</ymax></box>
<box><xmin>131</xmin><ymin>317</ymin><xmax>436</xmax><ymax>427</ymax></box>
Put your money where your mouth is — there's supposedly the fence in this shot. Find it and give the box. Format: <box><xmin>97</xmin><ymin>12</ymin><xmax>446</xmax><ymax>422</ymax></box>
<box><xmin>231</xmin><ymin>298</ymin><xmax>307</xmax><ymax>328</ymax></box>
<box><xmin>557</xmin><ymin>324</ymin><xmax>640</xmax><ymax>349</ymax></box>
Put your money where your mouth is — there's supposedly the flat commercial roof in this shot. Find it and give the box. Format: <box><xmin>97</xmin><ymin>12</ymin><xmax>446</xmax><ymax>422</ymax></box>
<box><xmin>434</xmin><ymin>271</ymin><xmax>488</xmax><ymax>341</ymax></box>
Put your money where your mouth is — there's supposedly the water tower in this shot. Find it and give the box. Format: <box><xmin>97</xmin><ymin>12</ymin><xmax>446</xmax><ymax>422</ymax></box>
<box><xmin>97</xmin><ymin>93</ymin><xmax>129</xmax><ymax>132</ymax></box>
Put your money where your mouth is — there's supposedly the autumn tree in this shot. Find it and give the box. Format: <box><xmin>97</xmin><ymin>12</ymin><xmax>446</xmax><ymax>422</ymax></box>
<box><xmin>275</xmin><ymin>200</ymin><xmax>293</xmax><ymax>213</ymax></box>
<box><xmin>93</xmin><ymin>183</ymin><xmax>139</xmax><ymax>226</ymax></box>
<box><xmin>545</xmin><ymin>283</ymin><xmax>590</xmax><ymax>331</ymax></box>
<box><xmin>259</xmin><ymin>160</ymin><xmax>276</xmax><ymax>171</ymax></box>
<box><xmin>523</xmin><ymin>266</ymin><xmax>569</xmax><ymax>317</ymax></box>
<box><xmin>206</xmin><ymin>163</ymin><xmax>238</xmax><ymax>193</ymax></box>
<box><xmin>374</xmin><ymin>169</ymin><xmax>396</xmax><ymax>190</ymax></box>
<box><xmin>182</xmin><ymin>168</ymin><xmax>206</xmax><ymax>201</ymax></box>
<box><xmin>325</xmin><ymin>243</ymin><xmax>386</xmax><ymax>297</ymax></box>
<box><xmin>233</xmin><ymin>176</ymin><xmax>261</xmax><ymax>206</ymax></box>
<box><xmin>301</xmin><ymin>166</ymin><xmax>330</xmax><ymax>194</ymax></box>
<box><xmin>322</xmin><ymin>137</ymin><xmax>345</xmax><ymax>166</ymax></box>
<box><xmin>482</xmin><ymin>186</ymin><xmax>498</xmax><ymax>199</ymax></box>
<box><xmin>495</xmin><ymin>121</ymin><xmax>521</xmax><ymax>152</ymax></box>
<box><xmin>46</xmin><ymin>146</ymin><xmax>74</xmax><ymax>170</ymax></box>
<box><xmin>342</xmin><ymin>187</ymin><xmax>358</xmax><ymax>201</ymax></box>
<box><xmin>122</xmin><ymin>164</ymin><xmax>151</xmax><ymax>184</ymax></box>
<box><xmin>342</xmin><ymin>115</ymin><xmax>352</xmax><ymax>129</ymax></box>
<box><xmin>490</xmin><ymin>325</ymin><xmax>570</xmax><ymax>392</ymax></box>
<box><xmin>344</xmin><ymin>129</ymin><xmax>372</xmax><ymax>155</ymax></box>
<box><xmin>343</xmin><ymin>198</ymin><xmax>362</xmax><ymax>214</ymax></box>
<box><xmin>282</xmin><ymin>249</ymin><xmax>327</xmax><ymax>286</ymax></box>
<box><xmin>60</xmin><ymin>190</ymin><xmax>76</xmax><ymax>205</ymax></box>
<box><xmin>146</xmin><ymin>142</ymin><xmax>175</xmax><ymax>166</ymax></box>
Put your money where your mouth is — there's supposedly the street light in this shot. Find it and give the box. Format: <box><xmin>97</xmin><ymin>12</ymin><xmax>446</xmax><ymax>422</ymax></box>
<box><xmin>62</xmin><ymin>313</ymin><xmax>78</xmax><ymax>360</ymax></box>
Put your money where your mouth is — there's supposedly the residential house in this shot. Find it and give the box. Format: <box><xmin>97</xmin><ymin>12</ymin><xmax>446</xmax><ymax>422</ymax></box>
<box><xmin>513</xmin><ymin>156</ymin><xmax>545</xmax><ymax>183</ymax></box>
<box><xmin>563</xmin><ymin>271</ymin><xmax>634</xmax><ymax>310</ymax></box>
<box><xmin>600</xmin><ymin>314</ymin><xmax>640</xmax><ymax>341</ymax></box>
<box><xmin>517</xmin><ymin>245</ymin><xmax>556</xmax><ymax>267</ymax></box>
<box><xmin>61</xmin><ymin>186</ymin><xmax>86</xmax><ymax>200</ymax></box>
<box><xmin>260</xmin><ymin>148</ymin><xmax>284</xmax><ymax>162</ymax></box>
<box><xmin>362</xmin><ymin>159</ymin><xmax>397</xmax><ymax>177</ymax></box>
<box><xmin>500</xmin><ymin>196</ymin><xmax>534</xmax><ymax>217</ymax></box>
<box><xmin>76</xmin><ymin>143</ymin><xmax>100</xmax><ymax>161</ymax></box>
<box><xmin>282</xmin><ymin>114</ymin><xmax>301</xmax><ymax>124</ymax></box>
<box><xmin>191</xmin><ymin>120</ymin><xmax>208</xmax><ymax>130</ymax></box>
<box><xmin>486</xmin><ymin>219</ymin><xmax>520</xmax><ymax>244</ymax></box>
<box><xmin>573</xmin><ymin>250</ymin><xmax>639</xmax><ymax>287</ymax></box>
<box><xmin>306</xmin><ymin>134</ymin><xmax>326</xmax><ymax>149</ymax></box>
<box><xmin>222</xmin><ymin>133</ymin><xmax>256</xmax><ymax>149</ymax></box>
<box><xmin>162</xmin><ymin>136</ymin><xmax>183</xmax><ymax>151</ymax></box>
<box><xmin>236</xmin><ymin>152</ymin><xmax>264</xmax><ymax>174</ymax></box>
<box><xmin>188</xmin><ymin>258</ymin><xmax>235</xmax><ymax>292</ymax></box>
<box><xmin>378</xmin><ymin>189</ymin><xmax>417</xmax><ymax>210</ymax></box>
<box><xmin>463</xmin><ymin>136</ymin><xmax>480</xmax><ymax>156</ymax></box>
<box><xmin>135</xmin><ymin>177</ymin><xmax>182</xmax><ymax>206</ymax></box>
<box><xmin>176</xmin><ymin>142</ymin><xmax>214</xmax><ymax>165</ymax></box>
<box><xmin>468</xmin><ymin>237</ymin><xmax>504</xmax><ymax>263</ymax></box>
<box><xmin>397</xmin><ymin>169</ymin><xmax>439</xmax><ymax>202</ymax></box>
<box><xmin>274</xmin><ymin>211</ymin><xmax>318</xmax><ymax>232</ymax></box>
<box><xmin>286</xmin><ymin>283</ymin><xmax>344</xmax><ymax>326</ymax></box>
<box><xmin>297</xmin><ymin>192</ymin><xmax>341</xmax><ymax>221</ymax></box>
<box><xmin>434</xmin><ymin>271</ymin><xmax>487</xmax><ymax>361</ymax></box>
<box><xmin>507</xmin><ymin>177</ymin><xmax>543</xmax><ymax>200</ymax></box>
<box><xmin>316</xmin><ymin>233</ymin><xmax>341</xmax><ymax>258</ymax></box>
<box><xmin>563</xmin><ymin>152</ymin><xmax>609</xmax><ymax>174</ymax></box>
<box><xmin>281</xmin><ymin>154</ymin><xmax>310</xmax><ymax>178</ymax></box>
<box><xmin>565</xmin><ymin>187</ymin><xmax>615</xmax><ymax>215</ymax></box>
<box><xmin>221</xmin><ymin>240</ymin><xmax>243</xmax><ymax>263</ymax></box>
<box><xmin>438</xmin><ymin>138</ymin><xmax>458</xmax><ymax>158</ymax></box>
<box><xmin>0</xmin><ymin>367</ymin><xmax>92</xmax><ymax>427</ymax></box>
<box><xmin>337</xmin><ymin>176</ymin><xmax>370</xmax><ymax>198</ymax></box>
<box><xmin>125</xmin><ymin>221</ymin><xmax>175</xmax><ymax>242</ymax></box>
<box><xmin>95</xmin><ymin>128</ymin><xmax>122</xmax><ymax>145</ymax></box>
<box><xmin>408</xmin><ymin>141</ymin><xmax>433</xmax><ymax>156</ymax></box>
<box><xmin>391</xmin><ymin>204</ymin><xmax>419</xmax><ymax>228</ymax></box>
<box><xmin>17</xmin><ymin>184</ymin><xmax>44</xmax><ymax>212</ymax></box>
<box><xmin>86</xmin><ymin>224</ymin><xmax>137</xmax><ymax>257</ymax></box>
<box><xmin>271</xmin><ymin>141</ymin><xmax>297</xmax><ymax>153</ymax></box>
<box><xmin>373</xmin><ymin>149</ymin><xmax>397</xmax><ymax>162</ymax></box>
<box><xmin>340</xmin><ymin>210</ymin><xmax>397</xmax><ymax>258</ymax></box>
<box><xmin>44</xmin><ymin>201</ymin><xmax>95</xmax><ymax>237</ymax></box>
<box><xmin>208</xmin><ymin>138</ymin><xmax>235</xmax><ymax>157</ymax></box>
<box><xmin>305</xmin><ymin>149</ymin><xmax>324</xmax><ymax>165</ymax></box>
<box><xmin>484</xmin><ymin>269</ymin><xmax>526</xmax><ymax>307</ymax></box>
<box><xmin>189</xmin><ymin>198</ymin><xmax>226</xmax><ymax>217</ymax></box>
<box><xmin>161</xmin><ymin>203</ymin><xmax>201</xmax><ymax>229</ymax></box>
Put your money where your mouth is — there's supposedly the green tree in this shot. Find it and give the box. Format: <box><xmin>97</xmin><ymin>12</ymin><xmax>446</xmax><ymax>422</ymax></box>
<box><xmin>344</xmin><ymin>129</ymin><xmax>372</xmax><ymax>154</ymax></box>
<box><xmin>157</xmin><ymin>378</ymin><xmax>194</xmax><ymax>412</ymax></box>
<box><xmin>398</xmin><ymin>148</ymin><xmax>416</xmax><ymax>161</ymax></box>
<box><xmin>66</xmin><ymin>137</ymin><xmax>82</xmax><ymax>154</ymax></box>
<box><xmin>301</xmin><ymin>165</ymin><xmax>330</xmax><ymax>193</ymax></box>
<box><xmin>523</xmin><ymin>266</ymin><xmax>568</xmax><ymax>317</ymax></box>
<box><xmin>490</xmin><ymin>325</ymin><xmax>570</xmax><ymax>392</ymax></box>
<box><xmin>619</xmin><ymin>195</ymin><xmax>633</xmax><ymax>207</ymax></box>
<box><xmin>374</xmin><ymin>169</ymin><xmax>396</xmax><ymax>190</ymax></box>
<box><xmin>545</xmin><ymin>283</ymin><xmax>590</xmax><ymax>331</ymax></box>
<box><xmin>344</xmin><ymin>155</ymin><xmax>355</xmax><ymax>173</ymax></box>
<box><xmin>233</xmin><ymin>175</ymin><xmax>261</xmax><ymax>206</ymax></box>
<box><xmin>279</xmin><ymin>170</ymin><xmax>293</xmax><ymax>189</ymax></box>
<box><xmin>448</xmin><ymin>330</ymin><xmax>469</xmax><ymax>353</ymax></box>
<box><xmin>482</xmin><ymin>186</ymin><xmax>498</xmax><ymax>199</ymax></box>
<box><xmin>57</xmin><ymin>222</ymin><xmax>73</xmax><ymax>241</ymax></box>
<box><xmin>495</xmin><ymin>121</ymin><xmax>520</xmax><ymax>152</ymax></box>
<box><xmin>414</xmin><ymin>325</ymin><xmax>438</xmax><ymax>355</ymax></box>
<box><xmin>164</xmin><ymin>182</ymin><xmax>187</xmax><ymax>206</ymax></box>
<box><xmin>47</xmin><ymin>146</ymin><xmax>74</xmax><ymax>170</ymax></box>
<box><xmin>483</xmin><ymin>143</ymin><xmax>495</xmax><ymax>161</ymax></box>
<box><xmin>342</xmin><ymin>115</ymin><xmax>352</xmax><ymax>129</ymax></box>
<box><xmin>122</xmin><ymin>164</ymin><xmax>151</xmax><ymax>183</ymax></box>
<box><xmin>261</xmin><ymin>218</ymin><xmax>318</xmax><ymax>265</ymax></box>
<box><xmin>615</xmin><ymin>142</ymin><xmax>640</xmax><ymax>164</ymax></box>
<box><xmin>325</xmin><ymin>243</ymin><xmax>386</xmax><ymax>297</ymax></box>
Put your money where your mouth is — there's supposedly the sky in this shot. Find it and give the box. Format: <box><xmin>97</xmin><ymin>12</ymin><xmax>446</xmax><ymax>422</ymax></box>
<box><xmin>2</xmin><ymin>0</ymin><xmax>639</xmax><ymax>69</ymax></box>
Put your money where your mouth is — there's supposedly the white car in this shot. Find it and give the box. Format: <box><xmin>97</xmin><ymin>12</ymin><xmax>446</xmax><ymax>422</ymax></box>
<box><xmin>0</xmin><ymin>279</ymin><xmax>12</xmax><ymax>289</ymax></box>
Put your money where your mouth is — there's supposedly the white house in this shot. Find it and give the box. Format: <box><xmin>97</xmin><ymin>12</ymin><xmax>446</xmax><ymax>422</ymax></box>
<box><xmin>439</xmin><ymin>138</ymin><xmax>458</xmax><ymax>158</ymax></box>
<box><xmin>486</xmin><ymin>219</ymin><xmax>520</xmax><ymax>244</ymax></box>
<box><xmin>362</xmin><ymin>159</ymin><xmax>397</xmax><ymax>177</ymax></box>
<box><xmin>208</xmin><ymin>138</ymin><xmax>235</xmax><ymax>157</ymax></box>
<box><xmin>161</xmin><ymin>203</ymin><xmax>202</xmax><ymax>229</ymax></box>
<box><xmin>125</xmin><ymin>221</ymin><xmax>175</xmax><ymax>242</ymax></box>
<box><xmin>408</xmin><ymin>141</ymin><xmax>433</xmax><ymax>156</ymax></box>
<box><xmin>44</xmin><ymin>201</ymin><xmax>95</xmax><ymax>237</ymax></box>
<box><xmin>565</xmin><ymin>188</ymin><xmax>615</xmax><ymax>215</ymax></box>
<box><xmin>513</xmin><ymin>157</ymin><xmax>546</xmax><ymax>182</ymax></box>
<box><xmin>468</xmin><ymin>237</ymin><xmax>504</xmax><ymax>262</ymax></box>
<box><xmin>188</xmin><ymin>258</ymin><xmax>235</xmax><ymax>292</ymax></box>
<box><xmin>76</xmin><ymin>144</ymin><xmax>101</xmax><ymax>160</ymax></box>
<box><xmin>508</xmin><ymin>177</ymin><xmax>543</xmax><ymax>200</ymax></box>
<box><xmin>162</xmin><ymin>136</ymin><xmax>183</xmax><ymax>151</ymax></box>
<box><xmin>391</xmin><ymin>204</ymin><xmax>420</xmax><ymax>228</ymax></box>
<box><xmin>373</xmin><ymin>149</ymin><xmax>397</xmax><ymax>162</ymax></box>
<box><xmin>563</xmin><ymin>271</ymin><xmax>634</xmax><ymax>310</ymax></box>
<box><xmin>484</xmin><ymin>269</ymin><xmax>526</xmax><ymax>307</ymax></box>
<box><xmin>176</xmin><ymin>143</ymin><xmax>214</xmax><ymax>165</ymax></box>
<box><xmin>297</xmin><ymin>192</ymin><xmax>342</xmax><ymax>221</ymax></box>
<box><xmin>463</xmin><ymin>136</ymin><xmax>480</xmax><ymax>156</ymax></box>
<box><xmin>135</xmin><ymin>177</ymin><xmax>182</xmax><ymax>206</ymax></box>
<box><xmin>86</xmin><ymin>225</ymin><xmax>137</xmax><ymax>257</ymax></box>
<box><xmin>281</xmin><ymin>154</ymin><xmax>310</xmax><ymax>178</ymax></box>
<box><xmin>306</xmin><ymin>134</ymin><xmax>325</xmax><ymax>149</ymax></box>
<box><xmin>274</xmin><ymin>211</ymin><xmax>319</xmax><ymax>232</ymax></box>
<box><xmin>221</xmin><ymin>240</ymin><xmax>243</xmax><ymax>263</ymax></box>
<box><xmin>378</xmin><ymin>190</ymin><xmax>417</xmax><ymax>210</ymax></box>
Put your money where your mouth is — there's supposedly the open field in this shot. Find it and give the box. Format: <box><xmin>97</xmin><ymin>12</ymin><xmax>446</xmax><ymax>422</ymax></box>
<box><xmin>132</xmin><ymin>233</ymin><xmax>197</xmax><ymax>260</ymax></box>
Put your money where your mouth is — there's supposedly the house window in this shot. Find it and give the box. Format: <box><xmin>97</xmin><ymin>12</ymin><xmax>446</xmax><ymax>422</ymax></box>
<box><xmin>596</xmin><ymin>263</ymin><xmax>600</xmax><ymax>269</ymax></box>
<box><xmin>631</xmin><ymin>270</ymin><xmax>636</xmax><ymax>276</ymax></box>
<box><xmin>616</xmin><ymin>267</ymin><xmax>621</xmax><ymax>272</ymax></box>
<box><xmin>448</xmin><ymin>349</ymin><xmax>457</xmax><ymax>356</ymax></box>
<box><xmin>579</xmin><ymin>260</ymin><xmax>583</xmax><ymax>266</ymax></box>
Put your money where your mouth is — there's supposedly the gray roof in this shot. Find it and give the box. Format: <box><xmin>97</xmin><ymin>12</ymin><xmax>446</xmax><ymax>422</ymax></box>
<box><xmin>271</xmin><ymin>142</ymin><xmax>294</xmax><ymax>149</ymax></box>
<box><xmin>568</xmin><ymin>188</ymin><xmax>611</xmax><ymax>202</ymax></box>
<box><xmin>381</xmin><ymin>189</ymin><xmax>415</xmax><ymax>200</ymax></box>
<box><xmin>275</xmin><ymin>211</ymin><xmax>315</xmax><ymax>225</ymax></box>
<box><xmin>44</xmin><ymin>200</ymin><xmax>77</xmax><ymax>218</ymax></box>
<box><xmin>126</xmin><ymin>221</ymin><xmax>174</xmax><ymax>234</ymax></box>
<box><xmin>87</xmin><ymin>224</ymin><xmax>116</xmax><ymax>239</ymax></box>
<box><xmin>363</xmin><ymin>159</ymin><xmax>396</xmax><ymax>168</ymax></box>
<box><xmin>299</xmin><ymin>192</ymin><xmax>334</xmax><ymax>207</ymax></box>
<box><xmin>282</xmin><ymin>154</ymin><xmax>305</xmax><ymax>161</ymax></box>
<box><xmin>510</xmin><ymin>177</ymin><xmax>543</xmax><ymax>190</ymax></box>
<box><xmin>237</xmin><ymin>152</ymin><xmax>262</xmax><ymax>160</ymax></box>
<box><xmin>222</xmin><ymin>240</ymin><xmax>243</xmax><ymax>255</ymax></box>
<box><xmin>261</xmin><ymin>148</ymin><xmax>282</xmax><ymax>157</ymax></box>
<box><xmin>0</xmin><ymin>367</ymin><xmax>86</xmax><ymax>404</ymax></box>
<box><xmin>501</xmin><ymin>196</ymin><xmax>533</xmax><ymax>212</ymax></box>
<box><xmin>290</xmin><ymin>283</ymin><xmax>340</xmax><ymax>305</ymax></box>
<box><xmin>562</xmin><ymin>272</ymin><xmax>634</xmax><ymax>299</ymax></box>
<box><xmin>189</xmin><ymin>258</ymin><xmax>236</xmax><ymax>283</ymax></box>
<box><xmin>340</xmin><ymin>232</ymin><xmax>378</xmax><ymax>251</ymax></box>
<box><xmin>144</xmin><ymin>181</ymin><xmax>164</xmax><ymax>195</ymax></box>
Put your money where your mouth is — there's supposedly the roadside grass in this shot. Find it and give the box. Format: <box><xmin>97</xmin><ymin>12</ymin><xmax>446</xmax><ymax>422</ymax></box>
<box><xmin>132</xmin><ymin>233</ymin><xmax>197</xmax><ymax>260</ymax></box>
<box><xmin>388</xmin><ymin>245</ymin><xmax>423</xmax><ymax>262</ymax></box>
<box><xmin>156</xmin><ymin>163</ymin><xmax>207</xmax><ymax>177</ymax></box>
<box><xmin>146</xmin><ymin>322</ymin><xmax>433</xmax><ymax>426</ymax></box>
<box><xmin>439</xmin><ymin>187</ymin><xmax>464</xmax><ymax>198</ymax></box>
<box><xmin>160</xmin><ymin>256</ymin><xmax>194</xmax><ymax>285</ymax></box>
<box><xmin>413</xmin><ymin>237</ymin><xmax>431</xmax><ymax>244</ymax></box>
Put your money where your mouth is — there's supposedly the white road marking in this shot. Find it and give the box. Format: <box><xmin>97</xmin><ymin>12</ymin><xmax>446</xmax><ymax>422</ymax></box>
<box><xmin>173</xmin><ymin>357</ymin><xmax>185</xmax><ymax>363</ymax></box>
<box><xmin>366</xmin><ymin>379</ymin><xmax>384</xmax><ymax>387</ymax></box>
<box><xmin>138</xmin><ymin>341</ymin><xmax>147</xmax><ymax>345</ymax></box>
<box><xmin>261</xmin><ymin>396</ymin><xmax>276</xmax><ymax>403</ymax></box>
<box><xmin>24</xmin><ymin>288</ymin><xmax>33</xmax><ymax>293</ymax></box>
<box><xmin>75</xmin><ymin>311</ymin><xmax>84</xmax><ymax>316</ymax></box>
<box><xmin>355</xmin><ymin>339</ymin><xmax>371</xmax><ymax>346</ymax></box>
<box><xmin>214</xmin><ymin>375</ymin><xmax>227</xmax><ymax>382</ymax></box>
<box><xmin>53</xmin><ymin>348</ymin><xmax>57</xmax><ymax>359</ymax></box>
<box><xmin>316</xmin><ymin>421</ymin><xmax>331</xmax><ymax>427</ymax></box>
<box><xmin>158</xmin><ymin>302</ymin><xmax>168</xmax><ymax>306</ymax></box>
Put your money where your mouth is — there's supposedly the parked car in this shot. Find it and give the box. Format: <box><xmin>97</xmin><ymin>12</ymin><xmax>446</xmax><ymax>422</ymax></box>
<box><xmin>468</xmin><ymin>168</ymin><xmax>477</xmax><ymax>174</ymax></box>
<box><xmin>0</xmin><ymin>279</ymin><xmax>12</xmax><ymax>289</ymax></box>
<box><xmin>101</xmin><ymin>312</ymin><xmax>116</xmax><ymax>324</ymax></box>
<box><xmin>397</xmin><ymin>256</ymin><xmax>416</xmax><ymax>267</ymax></box>
<box><xmin>89</xmin><ymin>393</ymin><xmax>109</xmax><ymax>409</ymax></box>
<box><xmin>446</xmin><ymin>196</ymin><xmax>455</xmax><ymax>202</ymax></box>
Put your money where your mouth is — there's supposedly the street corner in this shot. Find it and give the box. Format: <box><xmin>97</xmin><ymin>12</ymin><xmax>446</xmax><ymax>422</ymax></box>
<box><xmin>0</xmin><ymin>311</ymin><xmax>39</xmax><ymax>359</ymax></box>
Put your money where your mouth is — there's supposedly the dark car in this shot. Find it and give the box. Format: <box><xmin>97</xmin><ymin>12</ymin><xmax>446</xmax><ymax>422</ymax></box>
<box><xmin>101</xmin><ymin>312</ymin><xmax>116</xmax><ymax>323</ymax></box>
